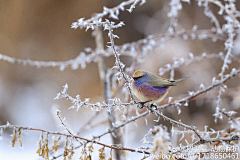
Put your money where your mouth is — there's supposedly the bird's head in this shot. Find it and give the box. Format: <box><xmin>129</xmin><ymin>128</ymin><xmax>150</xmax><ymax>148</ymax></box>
<box><xmin>132</xmin><ymin>70</ymin><xmax>148</xmax><ymax>82</ymax></box>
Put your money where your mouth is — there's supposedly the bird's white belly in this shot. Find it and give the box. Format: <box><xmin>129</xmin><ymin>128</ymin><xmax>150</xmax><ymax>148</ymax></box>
<box><xmin>134</xmin><ymin>90</ymin><xmax>150</xmax><ymax>102</ymax></box>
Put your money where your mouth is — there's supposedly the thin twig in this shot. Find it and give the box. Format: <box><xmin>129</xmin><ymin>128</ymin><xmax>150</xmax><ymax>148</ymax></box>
<box><xmin>77</xmin><ymin>111</ymin><xmax>102</xmax><ymax>135</ymax></box>
<box><xmin>56</xmin><ymin>111</ymin><xmax>83</xmax><ymax>145</ymax></box>
<box><xmin>107</xmin><ymin>22</ymin><xmax>136</xmax><ymax>102</ymax></box>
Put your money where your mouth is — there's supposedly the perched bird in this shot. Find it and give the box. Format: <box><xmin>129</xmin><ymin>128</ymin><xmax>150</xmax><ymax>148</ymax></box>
<box><xmin>132</xmin><ymin>70</ymin><xmax>187</xmax><ymax>105</ymax></box>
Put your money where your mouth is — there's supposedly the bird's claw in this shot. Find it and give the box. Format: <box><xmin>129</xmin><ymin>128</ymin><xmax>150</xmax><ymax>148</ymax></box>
<box><xmin>138</xmin><ymin>102</ymin><xmax>145</xmax><ymax>109</ymax></box>
<box><xmin>146</xmin><ymin>104</ymin><xmax>153</xmax><ymax>112</ymax></box>
<box><xmin>137</xmin><ymin>100</ymin><xmax>151</xmax><ymax>109</ymax></box>
<box><xmin>146</xmin><ymin>104</ymin><xmax>158</xmax><ymax>113</ymax></box>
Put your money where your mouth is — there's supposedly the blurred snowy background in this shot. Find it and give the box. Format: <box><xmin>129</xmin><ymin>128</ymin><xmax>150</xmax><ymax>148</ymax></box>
<box><xmin>0</xmin><ymin>0</ymin><xmax>240</xmax><ymax>159</ymax></box>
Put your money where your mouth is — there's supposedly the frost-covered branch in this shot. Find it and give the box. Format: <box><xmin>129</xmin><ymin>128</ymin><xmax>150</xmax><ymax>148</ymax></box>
<box><xmin>0</xmin><ymin>29</ymin><xmax>231</xmax><ymax>71</ymax></box>
<box><xmin>56</xmin><ymin>111</ymin><xmax>76</xmax><ymax>137</ymax></box>
<box><xmin>54</xmin><ymin>83</ymin><xmax>136</xmax><ymax>111</ymax></box>
<box><xmin>1</xmin><ymin>0</ymin><xmax>240</xmax><ymax>159</ymax></box>
<box><xmin>71</xmin><ymin>0</ymin><xmax>147</xmax><ymax>30</ymax></box>
<box><xmin>0</xmin><ymin>52</ymin><xmax>95</xmax><ymax>71</ymax></box>
<box><xmin>0</xmin><ymin>123</ymin><xmax>150</xmax><ymax>156</ymax></box>
<box><xmin>219</xmin><ymin>108</ymin><xmax>237</xmax><ymax>124</ymax></box>
<box><xmin>51</xmin><ymin>67</ymin><xmax>240</xmax><ymax>159</ymax></box>
<box><xmin>71</xmin><ymin>0</ymin><xmax>143</xmax><ymax>30</ymax></box>
<box><xmin>158</xmin><ymin>68</ymin><xmax>240</xmax><ymax>111</ymax></box>
<box><xmin>214</xmin><ymin>0</ymin><xmax>240</xmax><ymax>123</ymax></box>
<box><xmin>51</xmin><ymin>110</ymin><xmax>151</xmax><ymax>159</ymax></box>
<box><xmin>171</xmin><ymin>135</ymin><xmax>239</xmax><ymax>156</ymax></box>
<box><xmin>152</xmin><ymin>110</ymin><xmax>203</xmax><ymax>139</ymax></box>
<box><xmin>106</xmin><ymin>22</ymin><xmax>136</xmax><ymax>103</ymax></box>
<box><xmin>159</xmin><ymin>52</ymin><xmax>224</xmax><ymax>76</ymax></box>
<box><xmin>152</xmin><ymin>111</ymin><xmax>239</xmax><ymax>156</ymax></box>
<box><xmin>55</xmin><ymin>67</ymin><xmax>240</xmax><ymax>113</ymax></box>
<box><xmin>68</xmin><ymin>17</ymin><xmax>136</xmax><ymax>102</ymax></box>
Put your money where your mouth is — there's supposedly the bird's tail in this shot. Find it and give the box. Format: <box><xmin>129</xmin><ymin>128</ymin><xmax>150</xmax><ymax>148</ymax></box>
<box><xmin>173</xmin><ymin>77</ymin><xmax>189</xmax><ymax>83</ymax></box>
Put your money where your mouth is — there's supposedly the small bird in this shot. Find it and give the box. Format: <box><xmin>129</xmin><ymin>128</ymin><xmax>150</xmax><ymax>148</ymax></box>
<box><xmin>132</xmin><ymin>70</ymin><xmax>187</xmax><ymax>105</ymax></box>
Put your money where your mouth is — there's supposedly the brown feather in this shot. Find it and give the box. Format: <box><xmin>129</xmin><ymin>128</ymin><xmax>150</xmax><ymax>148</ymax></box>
<box><xmin>146</xmin><ymin>71</ymin><xmax>175</xmax><ymax>87</ymax></box>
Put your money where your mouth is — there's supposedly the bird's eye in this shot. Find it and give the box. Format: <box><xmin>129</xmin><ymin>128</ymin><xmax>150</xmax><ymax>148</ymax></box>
<box><xmin>133</xmin><ymin>75</ymin><xmax>143</xmax><ymax>80</ymax></box>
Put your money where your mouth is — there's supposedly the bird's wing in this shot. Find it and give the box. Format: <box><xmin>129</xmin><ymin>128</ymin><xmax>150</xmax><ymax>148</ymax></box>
<box><xmin>147</xmin><ymin>72</ymin><xmax>175</xmax><ymax>87</ymax></box>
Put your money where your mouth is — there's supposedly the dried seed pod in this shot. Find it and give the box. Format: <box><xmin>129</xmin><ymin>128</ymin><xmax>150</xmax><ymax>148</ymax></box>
<box><xmin>37</xmin><ymin>132</ymin><xmax>49</xmax><ymax>160</ymax></box>
<box><xmin>17</xmin><ymin>128</ymin><xmax>22</xmax><ymax>147</ymax></box>
<box><xmin>79</xmin><ymin>143</ymin><xmax>88</xmax><ymax>160</ymax></box>
<box><xmin>36</xmin><ymin>140</ymin><xmax>42</xmax><ymax>156</ymax></box>
<box><xmin>63</xmin><ymin>137</ymin><xmax>69</xmax><ymax>159</ymax></box>
<box><xmin>98</xmin><ymin>147</ymin><xmax>106</xmax><ymax>160</ymax></box>
<box><xmin>68</xmin><ymin>141</ymin><xmax>75</xmax><ymax>160</ymax></box>
<box><xmin>11</xmin><ymin>129</ymin><xmax>17</xmax><ymax>147</ymax></box>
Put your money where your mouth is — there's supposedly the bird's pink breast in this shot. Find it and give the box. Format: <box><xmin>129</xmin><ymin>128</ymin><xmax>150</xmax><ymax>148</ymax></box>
<box><xmin>133</xmin><ymin>82</ymin><xmax>169</xmax><ymax>101</ymax></box>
